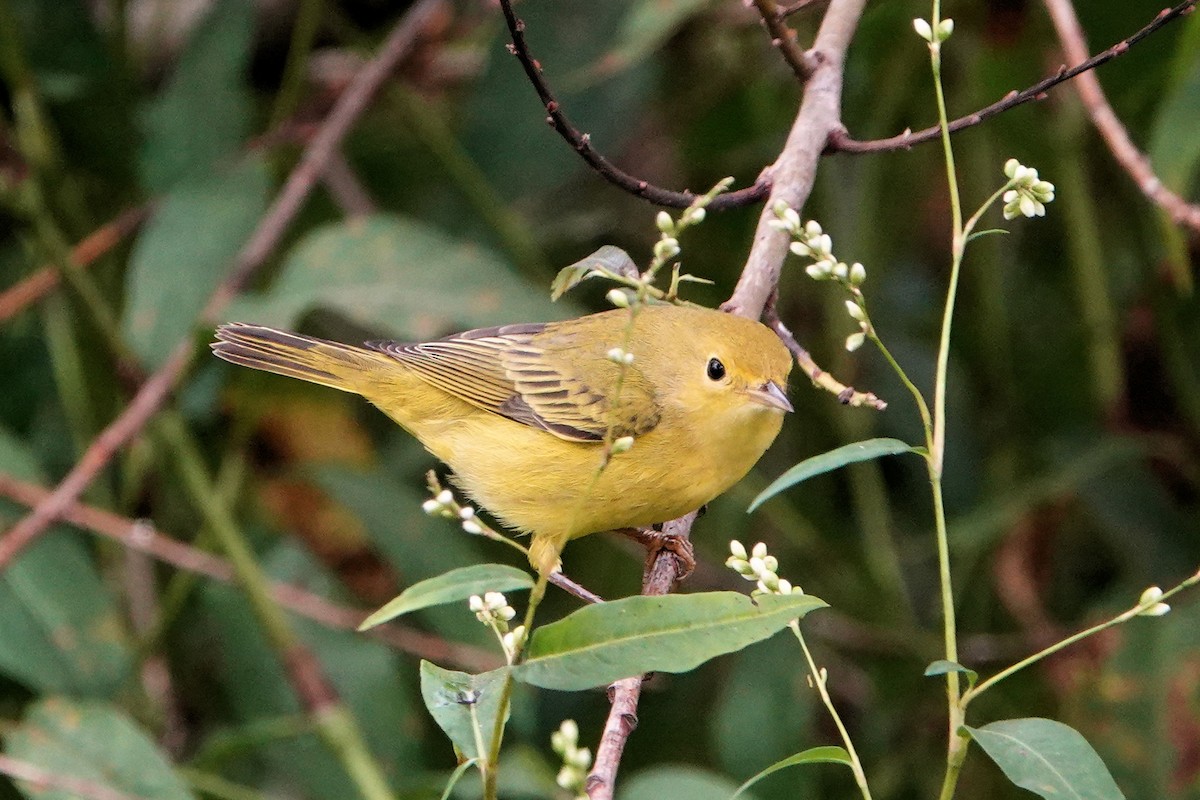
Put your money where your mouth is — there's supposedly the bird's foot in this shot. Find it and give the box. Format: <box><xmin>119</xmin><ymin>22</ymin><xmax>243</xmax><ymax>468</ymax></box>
<box><xmin>620</xmin><ymin>527</ymin><xmax>695</xmax><ymax>582</ymax></box>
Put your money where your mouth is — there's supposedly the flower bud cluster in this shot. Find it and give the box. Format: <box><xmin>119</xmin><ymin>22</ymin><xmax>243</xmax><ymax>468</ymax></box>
<box><xmin>1138</xmin><ymin>586</ymin><xmax>1171</xmax><ymax>617</ymax></box>
<box><xmin>551</xmin><ymin>719</ymin><xmax>592</xmax><ymax>798</ymax></box>
<box><xmin>606</xmin><ymin>347</ymin><xmax>635</xmax><ymax>366</ymax></box>
<box><xmin>423</xmin><ymin>489</ymin><xmax>488</xmax><ymax>535</ymax></box>
<box><xmin>469</xmin><ymin>591</ymin><xmax>526</xmax><ymax>662</ymax></box>
<box><xmin>726</xmin><ymin>540</ymin><xmax>803</xmax><ymax>597</ymax></box>
<box><xmin>1002</xmin><ymin>159</ymin><xmax>1056</xmax><ymax>220</ymax></box>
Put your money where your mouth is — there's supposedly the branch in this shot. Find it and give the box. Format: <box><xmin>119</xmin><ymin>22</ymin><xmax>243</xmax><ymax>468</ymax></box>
<box><xmin>829</xmin><ymin>0</ymin><xmax>1198</xmax><ymax>155</ymax></box>
<box><xmin>1042</xmin><ymin>0</ymin><xmax>1200</xmax><ymax>232</ymax></box>
<box><xmin>0</xmin><ymin>472</ymin><xmax>498</xmax><ymax>673</ymax></box>
<box><xmin>587</xmin><ymin>511</ymin><xmax>698</xmax><ymax>800</ymax></box>
<box><xmin>0</xmin><ymin>0</ymin><xmax>445</xmax><ymax>571</ymax></box>
<box><xmin>750</xmin><ymin>0</ymin><xmax>820</xmax><ymax>81</ymax></box>
<box><xmin>0</xmin><ymin>206</ymin><xmax>148</xmax><ymax>323</ymax></box>
<box><xmin>726</xmin><ymin>0</ymin><xmax>868</xmax><ymax>319</ymax></box>
<box><xmin>497</xmin><ymin>0</ymin><xmax>770</xmax><ymax>210</ymax></box>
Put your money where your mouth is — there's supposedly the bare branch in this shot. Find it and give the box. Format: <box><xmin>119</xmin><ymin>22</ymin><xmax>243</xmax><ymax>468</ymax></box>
<box><xmin>1042</xmin><ymin>0</ymin><xmax>1200</xmax><ymax>232</ymax></box>
<box><xmin>497</xmin><ymin>0</ymin><xmax>770</xmax><ymax>210</ymax></box>
<box><xmin>750</xmin><ymin>0</ymin><xmax>820</xmax><ymax>81</ymax></box>
<box><xmin>0</xmin><ymin>473</ymin><xmax>498</xmax><ymax>672</ymax></box>
<box><xmin>0</xmin><ymin>0</ymin><xmax>445</xmax><ymax>571</ymax></box>
<box><xmin>830</xmin><ymin>0</ymin><xmax>1198</xmax><ymax>154</ymax></box>
<box><xmin>726</xmin><ymin>0</ymin><xmax>869</xmax><ymax>320</ymax></box>
<box><xmin>0</xmin><ymin>206</ymin><xmax>148</xmax><ymax>323</ymax></box>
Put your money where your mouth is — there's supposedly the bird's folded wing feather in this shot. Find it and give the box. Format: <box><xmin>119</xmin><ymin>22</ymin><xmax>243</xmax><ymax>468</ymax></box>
<box><xmin>368</xmin><ymin>323</ymin><xmax>660</xmax><ymax>442</ymax></box>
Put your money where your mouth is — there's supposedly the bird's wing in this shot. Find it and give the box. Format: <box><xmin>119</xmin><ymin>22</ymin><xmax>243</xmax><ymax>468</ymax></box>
<box><xmin>368</xmin><ymin>323</ymin><xmax>660</xmax><ymax>442</ymax></box>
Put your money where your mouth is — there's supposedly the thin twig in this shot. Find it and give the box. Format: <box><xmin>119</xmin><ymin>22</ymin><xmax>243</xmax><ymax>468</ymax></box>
<box><xmin>587</xmin><ymin>512</ymin><xmax>698</xmax><ymax>800</ymax></box>
<box><xmin>0</xmin><ymin>754</ymin><xmax>151</xmax><ymax>800</ymax></box>
<box><xmin>829</xmin><ymin>0</ymin><xmax>1198</xmax><ymax>154</ymax></box>
<box><xmin>321</xmin><ymin>149</ymin><xmax>378</xmax><ymax>217</ymax></box>
<box><xmin>0</xmin><ymin>473</ymin><xmax>498</xmax><ymax>672</ymax></box>
<box><xmin>497</xmin><ymin>0</ymin><xmax>770</xmax><ymax>210</ymax></box>
<box><xmin>764</xmin><ymin>298</ymin><xmax>886</xmax><ymax>410</ymax></box>
<box><xmin>1041</xmin><ymin>0</ymin><xmax>1200</xmax><ymax>232</ymax></box>
<box><xmin>750</xmin><ymin>0</ymin><xmax>820</xmax><ymax>81</ymax></box>
<box><xmin>0</xmin><ymin>205</ymin><xmax>149</xmax><ymax>323</ymax></box>
<box><xmin>0</xmin><ymin>0</ymin><xmax>445</xmax><ymax>571</ymax></box>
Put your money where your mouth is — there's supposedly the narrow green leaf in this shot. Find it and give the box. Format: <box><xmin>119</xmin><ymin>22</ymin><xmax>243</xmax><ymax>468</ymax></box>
<box><xmin>515</xmin><ymin>591</ymin><xmax>825</xmax><ymax>691</ymax></box>
<box><xmin>6</xmin><ymin>698</ymin><xmax>196</xmax><ymax>800</ymax></box>
<box><xmin>420</xmin><ymin>662</ymin><xmax>511</xmax><ymax>760</ymax></box>
<box><xmin>966</xmin><ymin>718</ymin><xmax>1126</xmax><ymax>800</ymax></box>
<box><xmin>124</xmin><ymin>158</ymin><xmax>269</xmax><ymax>367</ymax></box>
<box><xmin>749</xmin><ymin>438</ymin><xmax>917</xmax><ymax>512</ymax></box>
<box><xmin>731</xmin><ymin>746</ymin><xmax>853</xmax><ymax>799</ymax></box>
<box><xmin>439</xmin><ymin>758</ymin><xmax>479</xmax><ymax>800</ymax></box>
<box><xmin>965</xmin><ymin>228</ymin><xmax>1010</xmax><ymax>244</ymax></box>
<box><xmin>924</xmin><ymin>659</ymin><xmax>978</xmax><ymax>689</ymax></box>
<box><xmin>226</xmin><ymin>214</ymin><xmax>570</xmax><ymax>338</ymax></box>
<box><xmin>359</xmin><ymin>564</ymin><xmax>534</xmax><ymax>630</ymax></box>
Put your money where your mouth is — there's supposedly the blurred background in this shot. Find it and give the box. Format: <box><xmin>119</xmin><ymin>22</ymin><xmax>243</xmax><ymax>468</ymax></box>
<box><xmin>0</xmin><ymin>0</ymin><xmax>1198</xmax><ymax>798</ymax></box>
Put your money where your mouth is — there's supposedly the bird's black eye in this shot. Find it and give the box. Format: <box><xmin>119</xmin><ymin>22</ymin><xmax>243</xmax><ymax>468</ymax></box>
<box><xmin>706</xmin><ymin>357</ymin><xmax>726</xmax><ymax>381</ymax></box>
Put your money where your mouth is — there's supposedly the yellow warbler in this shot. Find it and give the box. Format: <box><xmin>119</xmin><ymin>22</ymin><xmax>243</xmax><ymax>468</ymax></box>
<box><xmin>212</xmin><ymin>304</ymin><xmax>792</xmax><ymax>573</ymax></box>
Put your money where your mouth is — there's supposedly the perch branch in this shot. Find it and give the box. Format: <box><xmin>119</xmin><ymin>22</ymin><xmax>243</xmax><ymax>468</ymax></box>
<box><xmin>829</xmin><ymin>0</ymin><xmax>1198</xmax><ymax>154</ymax></box>
<box><xmin>497</xmin><ymin>0</ymin><xmax>770</xmax><ymax>210</ymax></box>
<box><xmin>0</xmin><ymin>0</ymin><xmax>444</xmax><ymax>571</ymax></box>
<box><xmin>1041</xmin><ymin>0</ymin><xmax>1200</xmax><ymax>232</ymax></box>
<box><xmin>587</xmin><ymin>511</ymin><xmax>698</xmax><ymax>799</ymax></box>
<box><xmin>0</xmin><ymin>472</ymin><xmax>498</xmax><ymax>672</ymax></box>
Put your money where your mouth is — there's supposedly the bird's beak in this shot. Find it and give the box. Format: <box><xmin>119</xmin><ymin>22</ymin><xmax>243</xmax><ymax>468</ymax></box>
<box><xmin>746</xmin><ymin>380</ymin><xmax>793</xmax><ymax>413</ymax></box>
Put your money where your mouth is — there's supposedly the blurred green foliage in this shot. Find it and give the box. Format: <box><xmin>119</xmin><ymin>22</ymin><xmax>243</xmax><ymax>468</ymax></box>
<box><xmin>0</xmin><ymin>0</ymin><xmax>1198</xmax><ymax>798</ymax></box>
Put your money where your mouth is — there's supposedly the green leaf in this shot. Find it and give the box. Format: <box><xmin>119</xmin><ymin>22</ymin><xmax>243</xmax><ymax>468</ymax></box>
<box><xmin>420</xmin><ymin>662</ymin><xmax>511</xmax><ymax>760</ymax></box>
<box><xmin>550</xmin><ymin>245</ymin><xmax>638</xmax><ymax>300</ymax></box>
<box><xmin>924</xmin><ymin>659</ymin><xmax>978</xmax><ymax>688</ymax></box>
<box><xmin>731</xmin><ymin>746</ymin><xmax>853</xmax><ymax>799</ymax></box>
<box><xmin>515</xmin><ymin>591</ymin><xmax>825</xmax><ymax>691</ymax></box>
<box><xmin>966</xmin><ymin>718</ymin><xmax>1126</xmax><ymax>800</ymax></box>
<box><xmin>123</xmin><ymin>157</ymin><xmax>270</xmax><ymax>367</ymax></box>
<box><xmin>227</xmin><ymin>214</ymin><xmax>569</xmax><ymax>338</ymax></box>
<box><xmin>749</xmin><ymin>438</ymin><xmax>917</xmax><ymax>512</ymax></box>
<box><xmin>138</xmin><ymin>0</ymin><xmax>254</xmax><ymax>191</ymax></box>
<box><xmin>618</xmin><ymin>766</ymin><xmax>747</xmax><ymax>800</ymax></box>
<box><xmin>965</xmin><ymin>228</ymin><xmax>1010</xmax><ymax>244</ymax></box>
<box><xmin>359</xmin><ymin>564</ymin><xmax>534</xmax><ymax>630</ymax></box>
<box><xmin>6</xmin><ymin>698</ymin><xmax>195</xmax><ymax>800</ymax></box>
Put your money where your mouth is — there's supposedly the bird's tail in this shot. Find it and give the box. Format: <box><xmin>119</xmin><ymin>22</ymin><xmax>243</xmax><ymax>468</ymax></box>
<box><xmin>211</xmin><ymin>323</ymin><xmax>396</xmax><ymax>396</ymax></box>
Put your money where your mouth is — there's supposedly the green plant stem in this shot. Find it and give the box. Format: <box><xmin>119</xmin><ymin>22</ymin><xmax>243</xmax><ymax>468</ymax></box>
<box><xmin>481</xmin><ymin>568</ymin><xmax>551</xmax><ymax>800</ymax></box>
<box><xmin>153</xmin><ymin>412</ymin><xmax>397</xmax><ymax>800</ymax></box>
<box><xmin>789</xmin><ymin>620</ymin><xmax>873</xmax><ymax>800</ymax></box>
<box><xmin>964</xmin><ymin>570</ymin><xmax>1200</xmax><ymax>704</ymax></box>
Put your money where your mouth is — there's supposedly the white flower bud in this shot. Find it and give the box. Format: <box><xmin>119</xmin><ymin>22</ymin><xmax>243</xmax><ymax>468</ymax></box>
<box><xmin>1140</xmin><ymin>586</ymin><xmax>1164</xmax><ymax>604</ymax></box>
<box><xmin>833</xmin><ymin>262</ymin><xmax>849</xmax><ymax>280</ymax></box>
<box><xmin>611</xmin><ymin>436</ymin><xmax>635</xmax><ymax>454</ymax></box>
<box><xmin>776</xmin><ymin>579</ymin><xmax>793</xmax><ymax>595</ymax></box>
<box><xmin>685</xmin><ymin>207</ymin><xmax>706</xmax><ymax>225</ymax></box>
<box><xmin>570</xmin><ymin>747</ymin><xmax>592</xmax><ymax>769</ymax></box>
<box><xmin>422</xmin><ymin>499</ymin><xmax>440</xmax><ymax>514</ymax></box>
<box><xmin>936</xmin><ymin>18</ymin><xmax>954</xmax><ymax>41</ymax></box>
<box><xmin>913</xmin><ymin>17</ymin><xmax>933</xmax><ymax>41</ymax></box>
<box><xmin>729</xmin><ymin>540</ymin><xmax>748</xmax><ymax>559</ymax></box>
<box><xmin>763</xmin><ymin>555</ymin><xmax>778</xmax><ymax>573</ymax></box>
<box><xmin>749</xmin><ymin>556</ymin><xmax>765</xmax><ymax>575</ymax></box>
<box><xmin>484</xmin><ymin>591</ymin><xmax>506</xmax><ymax>608</ymax></box>
<box><xmin>751</xmin><ymin>542</ymin><xmax>768</xmax><ymax>559</ymax></box>
<box><xmin>469</xmin><ymin>595</ymin><xmax>484</xmax><ymax>612</ymax></box>
<box><xmin>1004</xmin><ymin>158</ymin><xmax>1020</xmax><ymax>179</ymax></box>
<box><xmin>845</xmin><ymin>331</ymin><xmax>866</xmax><ymax>352</ymax></box>
<box><xmin>783</xmin><ymin>208</ymin><xmax>801</xmax><ymax>232</ymax></box>
<box><xmin>804</xmin><ymin>220</ymin><xmax>823</xmax><ymax>237</ymax></box>
<box><xmin>559</xmin><ymin>719</ymin><xmax>579</xmax><ymax>744</ymax></box>
<box><xmin>815</xmin><ymin>235</ymin><xmax>833</xmax><ymax>257</ymax></box>
<box><xmin>556</xmin><ymin>767</ymin><xmax>575</xmax><ymax>789</ymax></box>
<box><xmin>462</xmin><ymin>519</ymin><xmax>483</xmax><ymax>535</ymax></box>
<box><xmin>653</xmin><ymin>237</ymin><xmax>680</xmax><ymax>261</ymax></box>
<box><xmin>1142</xmin><ymin>603</ymin><xmax>1171</xmax><ymax>617</ymax></box>
<box><xmin>804</xmin><ymin>264</ymin><xmax>827</xmax><ymax>280</ymax></box>
<box><xmin>607</xmin><ymin>347</ymin><xmax>627</xmax><ymax>363</ymax></box>
<box><xmin>849</xmin><ymin>262</ymin><xmax>867</xmax><ymax>286</ymax></box>
<box><xmin>845</xmin><ymin>300</ymin><xmax>866</xmax><ymax>322</ymax></box>
<box><xmin>790</xmin><ymin>241</ymin><xmax>813</xmax><ymax>258</ymax></box>
<box><xmin>656</xmin><ymin>211</ymin><xmax>674</xmax><ymax>234</ymax></box>
<box><xmin>606</xmin><ymin>288</ymin><xmax>631</xmax><ymax>308</ymax></box>
<box><xmin>499</xmin><ymin>605</ymin><xmax>517</xmax><ymax>621</ymax></box>
<box><xmin>436</xmin><ymin>490</ymin><xmax>454</xmax><ymax>505</ymax></box>
<box><xmin>459</xmin><ymin>506</ymin><xmax>475</xmax><ymax>520</ymax></box>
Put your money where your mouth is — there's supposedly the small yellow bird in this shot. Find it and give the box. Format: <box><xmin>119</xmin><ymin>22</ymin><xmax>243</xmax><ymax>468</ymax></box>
<box><xmin>212</xmin><ymin>304</ymin><xmax>792</xmax><ymax>574</ymax></box>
